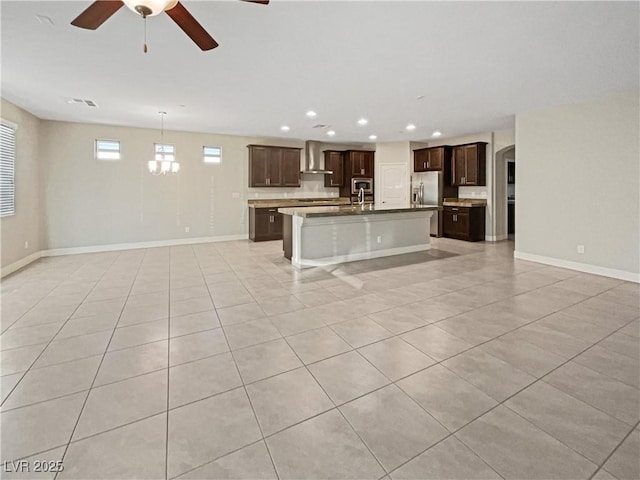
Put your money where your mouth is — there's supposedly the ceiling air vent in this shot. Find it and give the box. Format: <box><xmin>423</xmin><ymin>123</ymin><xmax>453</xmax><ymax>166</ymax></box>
<box><xmin>312</xmin><ymin>124</ymin><xmax>329</xmax><ymax>129</ymax></box>
<box><xmin>66</xmin><ymin>98</ymin><xmax>98</xmax><ymax>107</ymax></box>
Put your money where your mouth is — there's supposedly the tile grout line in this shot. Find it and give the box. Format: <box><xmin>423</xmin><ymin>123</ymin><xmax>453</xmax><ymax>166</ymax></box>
<box><xmin>587</xmin><ymin>419</ymin><xmax>639</xmax><ymax>480</ymax></box>
<box><xmin>52</xmin><ymin>250</ymin><xmax>147</xmax><ymax>480</ymax></box>
<box><xmin>383</xmin><ymin>312</ymin><xmax>639</xmax><ymax>479</ymax></box>
<box><xmin>191</xmin><ymin>244</ymin><xmax>282</xmax><ymax>480</ymax></box>
<box><xmin>3</xmin><ymin>241</ymin><xmax>635</xmax><ymax>477</ymax></box>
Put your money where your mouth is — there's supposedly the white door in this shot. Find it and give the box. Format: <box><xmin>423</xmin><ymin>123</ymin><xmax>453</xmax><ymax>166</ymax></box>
<box><xmin>379</xmin><ymin>163</ymin><xmax>409</xmax><ymax>207</ymax></box>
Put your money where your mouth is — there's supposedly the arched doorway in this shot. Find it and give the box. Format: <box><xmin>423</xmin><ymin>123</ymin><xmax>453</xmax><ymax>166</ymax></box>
<box><xmin>494</xmin><ymin>145</ymin><xmax>515</xmax><ymax>241</ymax></box>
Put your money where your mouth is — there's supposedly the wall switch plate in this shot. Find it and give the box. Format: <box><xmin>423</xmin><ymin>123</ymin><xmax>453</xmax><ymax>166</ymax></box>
<box><xmin>185</xmin><ymin>227</ymin><xmax>190</xmax><ymax>233</ymax></box>
<box><xmin>577</xmin><ymin>245</ymin><xmax>585</xmax><ymax>254</ymax></box>
<box><xmin>24</xmin><ymin>241</ymin><xmax>29</xmax><ymax>249</ymax></box>
<box><xmin>377</xmin><ymin>236</ymin><xmax>382</xmax><ymax>244</ymax></box>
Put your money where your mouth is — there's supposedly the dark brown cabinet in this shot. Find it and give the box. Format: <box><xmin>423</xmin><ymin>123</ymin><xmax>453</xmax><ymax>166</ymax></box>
<box><xmin>248</xmin><ymin>145</ymin><xmax>302</xmax><ymax>187</ymax></box>
<box><xmin>249</xmin><ymin>207</ymin><xmax>283</xmax><ymax>241</ymax></box>
<box><xmin>508</xmin><ymin>202</ymin><xmax>515</xmax><ymax>234</ymax></box>
<box><xmin>323</xmin><ymin>150</ymin><xmax>345</xmax><ymax>187</ymax></box>
<box><xmin>347</xmin><ymin>150</ymin><xmax>374</xmax><ymax>177</ymax></box>
<box><xmin>443</xmin><ymin>206</ymin><xmax>485</xmax><ymax>241</ymax></box>
<box><xmin>452</xmin><ymin>142</ymin><xmax>487</xmax><ymax>186</ymax></box>
<box><xmin>414</xmin><ymin>146</ymin><xmax>449</xmax><ymax>172</ymax></box>
<box><xmin>507</xmin><ymin>161</ymin><xmax>515</xmax><ymax>184</ymax></box>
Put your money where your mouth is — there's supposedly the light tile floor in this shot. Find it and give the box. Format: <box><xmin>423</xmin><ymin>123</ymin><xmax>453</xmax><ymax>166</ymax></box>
<box><xmin>1</xmin><ymin>238</ymin><xmax>638</xmax><ymax>480</ymax></box>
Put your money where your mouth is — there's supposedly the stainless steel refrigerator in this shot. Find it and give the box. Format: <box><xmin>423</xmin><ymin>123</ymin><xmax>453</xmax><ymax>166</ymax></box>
<box><xmin>412</xmin><ymin>171</ymin><xmax>456</xmax><ymax>237</ymax></box>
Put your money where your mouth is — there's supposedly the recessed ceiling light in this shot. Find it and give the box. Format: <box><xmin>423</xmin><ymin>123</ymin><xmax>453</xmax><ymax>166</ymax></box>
<box><xmin>432</xmin><ymin>131</ymin><xmax>442</xmax><ymax>137</ymax></box>
<box><xmin>406</xmin><ymin>124</ymin><xmax>416</xmax><ymax>131</ymax></box>
<box><xmin>369</xmin><ymin>135</ymin><xmax>377</xmax><ymax>140</ymax></box>
<box><xmin>327</xmin><ymin>130</ymin><xmax>336</xmax><ymax>137</ymax></box>
<box><xmin>281</xmin><ymin>125</ymin><xmax>290</xmax><ymax>132</ymax></box>
<box><xmin>306</xmin><ymin>111</ymin><xmax>317</xmax><ymax>118</ymax></box>
<box><xmin>357</xmin><ymin>118</ymin><xmax>368</xmax><ymax>126</ymax></box>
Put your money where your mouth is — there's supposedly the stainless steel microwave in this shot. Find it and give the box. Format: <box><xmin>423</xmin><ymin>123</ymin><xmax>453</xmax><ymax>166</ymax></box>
<box><xmin>351</xmin><ymin>177</ymin><xmax>373</xmax><ymax>195</ymax></box>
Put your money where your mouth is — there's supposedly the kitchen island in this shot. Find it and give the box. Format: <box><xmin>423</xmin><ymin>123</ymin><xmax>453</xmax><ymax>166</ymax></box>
<box><xmin>278</xmin><ymin>204</ymin><xmax>439</xmax><ymax>268</ymax></box>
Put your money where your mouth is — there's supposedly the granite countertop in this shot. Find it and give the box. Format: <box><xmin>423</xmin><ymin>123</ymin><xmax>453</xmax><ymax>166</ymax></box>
<box><xmin>278</xmin><ymin>204</ymin><xmax>440</xmax><ymax>218</ymax></box>
<box><xmin>247</xmin><ymin>197</ymin><xmax>351</xmax><ymax>208</ymax></box>
<box><xmin>443</xmin><ymin>198</ymin><xmax>487</xmax><ymax>207</ymax></box>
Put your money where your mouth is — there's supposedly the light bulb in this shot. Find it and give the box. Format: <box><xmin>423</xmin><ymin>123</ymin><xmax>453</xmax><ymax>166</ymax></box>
<box><xmin>171</xmin><ymin>163</ymin><xmax>180</xmax><ymax>173</ymax></box>
<box><xmin>148</xmin><ymin>160</ymin><xmax>158</xmax><ymax>173</ymax></box>
<box><xmin>161</xmin><ymin>161</ymin><xmax>171</xmax><ymax>173</ymax></box>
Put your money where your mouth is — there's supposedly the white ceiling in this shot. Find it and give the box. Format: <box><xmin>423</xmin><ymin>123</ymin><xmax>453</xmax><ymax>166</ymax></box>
<box><xmin>2</xmin><ymin>1</ymin><xmax>638</xmax><ymax>143</ymax></box>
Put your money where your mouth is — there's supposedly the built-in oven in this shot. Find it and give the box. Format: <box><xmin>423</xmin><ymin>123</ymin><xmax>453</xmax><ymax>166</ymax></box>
<box><xmin>351</xmin><ymin>177</ymin><xmax>373</xmax><ymax>195</ymax></box>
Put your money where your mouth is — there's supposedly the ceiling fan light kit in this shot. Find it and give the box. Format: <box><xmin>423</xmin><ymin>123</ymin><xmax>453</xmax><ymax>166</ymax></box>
<box><xmin>122</xmin><ymin>0</ymin><xmax>177</xmax><ymax>18</ymax></box>
<box><xmin>70</xmin><ymin>0</ymin><xmax>268</xmax><ymax>51</ymax></box>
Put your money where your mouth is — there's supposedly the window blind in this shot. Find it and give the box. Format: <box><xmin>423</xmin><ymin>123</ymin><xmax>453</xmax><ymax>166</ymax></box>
<box><xmin>0</xmin><ymin>123</ymin><xmax>16</xmax><ymax>217</ymax></box>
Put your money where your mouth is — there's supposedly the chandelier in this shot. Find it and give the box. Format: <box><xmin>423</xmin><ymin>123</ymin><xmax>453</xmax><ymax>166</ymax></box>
<box><xmin>148</xmin><ymin>111</ymin><xmax>180</xmax><ymax>175</ymax></box>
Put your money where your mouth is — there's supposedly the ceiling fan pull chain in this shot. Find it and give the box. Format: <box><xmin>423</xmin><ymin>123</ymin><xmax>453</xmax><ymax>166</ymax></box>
<box><xmin>143</xmin><ymin>16</ymin><xmax>148</xmax><ymax>53</ymax></box>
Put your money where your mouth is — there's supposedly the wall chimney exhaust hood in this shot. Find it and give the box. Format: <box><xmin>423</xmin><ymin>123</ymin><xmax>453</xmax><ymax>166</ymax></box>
<box><xmin>301</xmin><ymin>141</ymin><xmax>333</xmax><ymax>174</ymax></box>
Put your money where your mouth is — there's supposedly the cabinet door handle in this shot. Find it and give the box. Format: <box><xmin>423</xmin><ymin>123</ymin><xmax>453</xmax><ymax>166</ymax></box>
<box><xmin>423</xmin><ymin>162</ymin><xmax>426</xmax><ymax>169</ymax></box>
<box><xmin>427</xmin><ymin>160</ymin><xmax>430</xmax><ymax>168</ymax></box>
<box><xmin>361</xmin><ymin>168</ymin><xmax>365</xmax><ymax>175</ymax></box>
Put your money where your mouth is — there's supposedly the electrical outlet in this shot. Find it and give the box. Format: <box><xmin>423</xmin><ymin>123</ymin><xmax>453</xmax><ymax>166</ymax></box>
<box><xmin>185</xmin><ymin>227</ymin><xmax>190</xmax><ymax>233</ymax></box>
<box><xmin>377</xmin><ymin>236</ymin><xmax>382</xmax><ymax>244</ymax></box>
<box><xmin>577</xmin><ymin>245</ymin><xmax>585</xmax><ymax>254</ymax></box>
<box><xmin>24</xmin><ymin>241</ymin><xmax>29</xmax><ymax>249</ymax></box>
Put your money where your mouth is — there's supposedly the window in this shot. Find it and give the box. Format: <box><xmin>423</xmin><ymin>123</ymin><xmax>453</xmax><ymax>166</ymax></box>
<box><xmin>95</xmin><ymin>139</ymin><xmax>121</xmax><ymax>160</ymax></box>
<box><xmin>203</xmin><ymin>146</ymin><xmax>222</xmax><ymax>164</ymax></box>
<box><xmin>0</xmin><ymin>121</ymin><xmax>16</xmax><ymax>217</ymax></box>
<box><xmin>155</xmin><ymin>143</ymin><xmax>175</xmax><ymax>162</ymax></box>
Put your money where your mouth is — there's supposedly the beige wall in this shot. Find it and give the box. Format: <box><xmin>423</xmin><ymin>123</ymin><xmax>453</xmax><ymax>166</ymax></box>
<box><xmin>515</xmin><ymin>89</ymin><xmax>639</xmax><ymax>278</ymax></box>
<box><xmin>0</xmin><ymin>99</ymin><xmax>43</xmax><ymax>269</ymax></box>
<box><xmin>39</xmin><ymin>120</ymin><xmax>345</xmax><ymax>250</ymax></box>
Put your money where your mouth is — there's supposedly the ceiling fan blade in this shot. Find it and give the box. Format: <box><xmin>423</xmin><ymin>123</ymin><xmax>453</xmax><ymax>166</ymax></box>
<box><xmin>240</xmin><ymin>0</ymin><xmax>270</xmax><ymax>4</ymax></box>
<box><xmin>165</xmin><ymin>2</ymin><xmax>218</xmax><ymax>51</ymax></box>
<box><xmin>71</xmin><ymin>1</ymin><xmax>124</xmax><ymax>30</ymax></box>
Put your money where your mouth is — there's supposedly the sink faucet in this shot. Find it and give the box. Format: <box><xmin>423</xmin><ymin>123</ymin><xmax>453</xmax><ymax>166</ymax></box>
<box><xmin>357</xmin><ymin>187</ymin><xmax>365</xmax><ymax>205</ymax></box>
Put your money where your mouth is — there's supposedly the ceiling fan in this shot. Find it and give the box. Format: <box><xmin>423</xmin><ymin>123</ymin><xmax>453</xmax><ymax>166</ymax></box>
<box><xmin>71</xmin><ymin>0</ymin><xmax>269</xmax><ymax>51</ymax></box>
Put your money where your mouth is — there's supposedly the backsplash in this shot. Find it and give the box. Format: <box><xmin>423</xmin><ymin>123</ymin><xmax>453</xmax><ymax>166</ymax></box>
<box><xmin>459</xmin><ymin>186</ymin><xmax>487</xmax><ymax>199</ymax></box>
<box><xmin>248</xmin><ymin>174</ymin><xmax>340</xmax><ymax>199</ymax></box>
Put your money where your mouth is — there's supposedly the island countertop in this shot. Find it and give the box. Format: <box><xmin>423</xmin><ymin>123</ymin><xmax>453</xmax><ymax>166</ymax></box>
<box><xmin>278</xmin><ymin>204</ymin><xmax>440</xmax><ymax>218</ymax></box>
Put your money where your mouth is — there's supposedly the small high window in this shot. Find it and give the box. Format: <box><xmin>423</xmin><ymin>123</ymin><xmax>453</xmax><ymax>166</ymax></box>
<box><xmin>203</xmin><ymin>146</ymin><xmax>222</xmax><ymax>164</ymax></box>
<box><xmin>0</xmin><ymin>121</ymin><xmax>16</xmax><ymax>217</ymax></box>
<box><xmin>95</xmin><ymin>139</ymin><xmax>121</xmax><ymax>160</ymax></box>
<box><xmin>155</xmin><ymin>143</ymin><xmax>175</xmax><ymax>162</ymax></box>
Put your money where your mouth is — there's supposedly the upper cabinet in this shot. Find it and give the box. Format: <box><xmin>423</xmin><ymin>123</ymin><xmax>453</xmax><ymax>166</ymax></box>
<box><xmin>452</xmin><ymin>142</ymin><xmax>487</xmax><ymax>186</ymax></box>
<box><xmin>414</xmin><ymin>146</ymin><xmax>450</xmax><ymax>172</ymax></box>
<box><xmin>346</xmin><ymin>150</ymin><xmax>375</xmax><ymax>177</ymax></box>
<box><xmin>248</xmin><ymin>145</ymin><xmax>302</xmax><ymax>187</ymax></box>
<box><xmin>323</xmin><ymin>150</ymin><xmax>345</xmax><ymax>187</ymax></box>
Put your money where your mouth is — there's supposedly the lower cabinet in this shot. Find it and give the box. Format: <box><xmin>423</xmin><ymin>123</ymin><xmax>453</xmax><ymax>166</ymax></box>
<box><xmin>508</xmin><ymin>202</ymin><xmax>515</xmax><ymax>234</ymax></box>
<box><xmin>443</xmin><ymin>206</ymin><xmax>485</xmax><ymax>241</ymax></box>
<box><xmin>249</xmin><ymin>207</ymin><xmax>283</xmax><ymax>241</ymax></box>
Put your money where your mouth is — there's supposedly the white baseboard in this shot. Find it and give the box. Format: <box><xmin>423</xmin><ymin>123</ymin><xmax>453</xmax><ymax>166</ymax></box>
<box><xmin>293</xmin><ymin>244</ymin><xmax>430</xmax><ymax>269</ymax></box>
<box><xmin>2</xmin><ymin>235</ymin><xmax>249</xmax><ymax>278</ymax></box>
<box><xmin>1</xmin><ymin>251</ymin><xmax>43</xmax><ymax>278</ymax></box>
<box><xmin>514</xmin><ymin>250</ymin><xmax>640</xmax><ymax>283</ymax></box>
